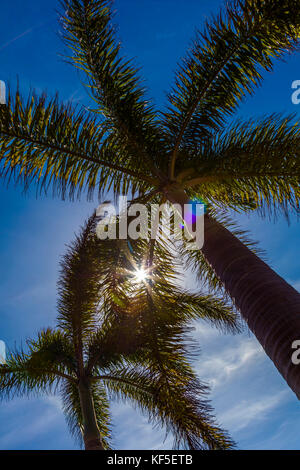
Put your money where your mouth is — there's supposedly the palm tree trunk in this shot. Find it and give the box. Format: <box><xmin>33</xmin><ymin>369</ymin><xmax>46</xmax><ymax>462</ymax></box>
<box><xmin>78</xmin><ymin>380</ymin><xmax>104</xmax><ymax>450</ymax></box>
<box><xmin>166</xmin><ymin>187</ymin><xmax>300</xmax><ymax>398</ymax></box>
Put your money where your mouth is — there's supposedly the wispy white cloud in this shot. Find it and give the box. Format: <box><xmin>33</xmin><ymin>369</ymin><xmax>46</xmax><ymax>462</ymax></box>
<box><xmin>193</xmin><ymin>321</ymin><xmax>222</xmax><ymax>342</ymax></box>
<box><xmin>218</xmin><ymin>390</ymin><xmax>289</xmax><ymax>432</ymax></box>
<box><xmin>45</xmin><ymin>395</ymin><xmax>63</xmax><ymax>412</ymax></box>
<box><xmin>0</xmin><ymin>398</ymin><xmax>62</xmax><ymax>449</ymax></box>
<box><xmin>110</xmin><ymin>401</ymin><xmax>173</xmax><ymax>450</ymax></box>
<box><xmin>196</xmin><ymin>337</ymin><xmax>264</xmax><ymax>388</ymax></box>
<box><xmin>65</xmin><ymin>89</ymin><xmax>85</xmax><ymax>105</ymax></box>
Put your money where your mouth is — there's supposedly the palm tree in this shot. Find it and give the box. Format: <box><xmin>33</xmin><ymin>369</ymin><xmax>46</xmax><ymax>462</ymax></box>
<box><xmin>0</xmin><ymin>0</ymin><xmax>299</xmax><ymax>396</ymax></box>
<box><xmin>0</xmin><ymin>214</ymin><xmax>238</xmax><ymax>450</ymax></box>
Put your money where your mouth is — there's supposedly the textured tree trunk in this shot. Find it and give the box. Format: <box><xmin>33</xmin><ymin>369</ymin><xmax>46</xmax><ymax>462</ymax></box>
<box><xmin>78</xmin><ymin>380</ymin><xmax>104</xmax><ymax>450</ymax></box>
<box><xmin>166</xmin><ymin>187</ymin><xmax>300</xmax><ymax>398</ymax></box>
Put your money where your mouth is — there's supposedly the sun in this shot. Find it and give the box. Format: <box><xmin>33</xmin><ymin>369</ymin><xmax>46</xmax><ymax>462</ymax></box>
<box><xmin>133</xmin><ymin>268</ymin><xmax>148</xmax><ymax>283</ymax></box>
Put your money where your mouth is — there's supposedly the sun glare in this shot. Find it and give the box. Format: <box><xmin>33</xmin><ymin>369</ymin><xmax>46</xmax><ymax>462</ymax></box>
<box><xmin>133</xmin><ymin>268</ymin><xmax>148</xmax><ymax>283</ymax></box>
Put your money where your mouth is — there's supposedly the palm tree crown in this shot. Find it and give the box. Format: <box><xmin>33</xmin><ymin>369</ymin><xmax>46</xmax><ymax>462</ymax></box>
<box><xmin>0</xmin><ymin>214</ymin><xmax>239</xmax><ymax>450</ymax></box>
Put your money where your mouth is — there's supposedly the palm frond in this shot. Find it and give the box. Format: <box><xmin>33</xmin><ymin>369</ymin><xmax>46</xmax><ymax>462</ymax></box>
<box><xmin>57</xmin><ymin>214</ymin><xmax>104</xmax><ymax>339</ymax></box>
<box><xmin>0</xmin><ymin>329</ymin><xmax>75</xmax><ymax>400</ymax></box>
<box><xmin>100</xmin><ymin>362</ymin><xmax>234</xmax><ymax>450</ymax></box>
<box><xmin>153</xmin><ymin>288</ymin><xmax>241</xmax><ymax>334</ymax></box>
<box><xmin>60</xmin><ymin>0</ymin><xmax>166</xmax><ymax>172</ymax></box>
<box><xmin>182</xmin><ymin>115</ymin><xmax>300</xmax><ymax>218</ymax></box>
<box><xmin>27</xmin><ymin>328</ymin><xmax>77</xmax><ymax>379</ymax></box>
<box><xmin>86</xmin><ymin>311</ymin><xmax>145</xmax><ymax>373</ymax></box>
<box><xmin>0</xmin><ymin>90</ymin><xmax>153</xmax><ymax>200</ymax></box>
<box><xmin>164</xmin><ymin>0</ymin><xmax>300</xmax><ymax>175</ymax></box>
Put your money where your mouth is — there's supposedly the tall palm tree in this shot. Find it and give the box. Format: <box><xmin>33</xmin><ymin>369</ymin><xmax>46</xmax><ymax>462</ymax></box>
<box><xmin>0</xmin><ymin>214</ymin><xmax>238</xmax><ymax>450</ymax></box>
<box><xmin>0</xmin><ymin>0</ymin><xmax>299</xmax><ymax>395</ymax></box>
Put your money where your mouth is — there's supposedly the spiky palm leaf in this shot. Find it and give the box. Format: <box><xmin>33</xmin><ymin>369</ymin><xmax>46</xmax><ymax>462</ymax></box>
<box><xmin>165</xmin><ymin>0</ymin><xmax>300</xmax><ymax>172</ymax></box>
<box><xmin>181</xmin><ymin>115</ymin><xmax>300</xmax><ymax>217</ymax></box>
<box><xmin>60</xmin><ymin>0</ymin><xmax>167</xmax><ymax>172</ymax></box>
<box><xmin>0</xmin><ymin>91</ymin><xmax>155</xmax><ymax>200</ymax></box>
<box><xmin>100</xmin><ymin>361</ymin><xmax>233</xmax><ymax>450</ymax></box>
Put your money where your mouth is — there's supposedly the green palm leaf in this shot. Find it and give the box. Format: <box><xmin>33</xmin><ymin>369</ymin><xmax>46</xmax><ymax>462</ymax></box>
<box><xmin>0</xmin><ymin>329</ymin><xmax>76</xmax><ymax>400</ymax></box>
<box><xmin>60</xmin><ymin>0</ymin><xmax>166</xmax><ymax>170</ymax></box>
<box><xmin>0</xmin><ymin>90</ymin><xmax>154</xmax><ymax>199</ymax></box>
<box><xmin>165</xmin><ymin>0</ymin><xmax>300</xmax><ymax>175</ymax></box>
<box><xmin>100</xmin><ymin>361</ymin><xmax>234</xmax><ymax>450</ymax></box>
<box><xmin>181</xmin><ymin>115</ymin><xmax>300</xmax><ymax>218</ymax></box>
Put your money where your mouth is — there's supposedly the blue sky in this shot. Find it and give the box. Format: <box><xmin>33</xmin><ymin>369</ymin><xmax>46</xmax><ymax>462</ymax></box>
<box><xmin>0</xmin><ymin>0</ymin><xmax>299</xmax><ymax>450</ymax></box>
